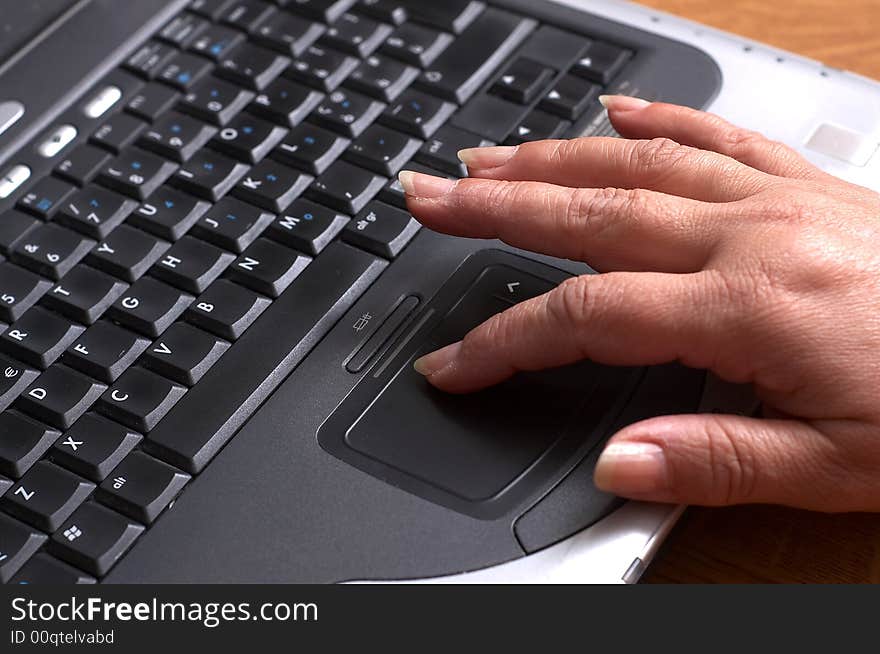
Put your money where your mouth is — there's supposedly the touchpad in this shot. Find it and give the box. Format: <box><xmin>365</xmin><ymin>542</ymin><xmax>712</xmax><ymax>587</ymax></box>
<box><xmin>347</xmin><ymin>358</ymin><xmax>596</xmax><ymax>503</ymax></box>
<box><xmin>319</xmin><ymin>249</ymin><xmax>642</xmax><ymax>520</ymax></box>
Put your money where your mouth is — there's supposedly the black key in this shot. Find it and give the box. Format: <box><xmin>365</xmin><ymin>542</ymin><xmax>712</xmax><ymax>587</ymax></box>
<box><xmin>190</xmin><ymin>197</ymin><xmax>275</xmax><ymax>253</ymax></box>
<box><xmin>96</xmin><ymin>148</ymin><xmax>179</xmax><ymax>201</ymax></box>
<box><xmin>158</xmin><ymin>12</ymin><xmax>209</xmax><ymax>48</ymax></box>
<box><xmin>157</xmin><ymin>51</ymin><xmax>213</xmax><ymax>91</ymax></box>
<box><xmin>416</xmin><ymin>124</ymin><xmax>494</xmax><ymax>176</ymax></box>
<box><xmin>106</xmin><ymin>277</ymin><xmax>193</xmax><ymax>338</ymax></box>
<box><xmin>252</xmin><ymin>11</ymin><xmax>325</xmax><ymax>57</ymax></box>
<box><xmin>126</xmin><ymin>82</ymin><xmax>181</xmax><ymax>123</ymax></box>
<box><xmin>87</xmin><ymin>225</ymin><xmax>170</xmax><ymax>283</ymax></box>
<box><xmin>49</xmin><ymin>502</ymin><xmax>144</xmax><ymax>577</ymax></box>
<box><xmin>381</xmin><ymin>22</ymin><xmax>453</xmax><ymax>67</ymax></box>
<box><xmin>248</xmin><ymin>78</ymin><xmax>324</xmax><ymax>127</ymax></box>
<box><xmin>324</xmin><ymin>11</ymin><xmax>393</xmax><ymax>57</ymax></box>
<box><xmin>345</xmin><ymin>123</ymin><xmax>421</xmax><ymax>175</ymax></box>
<box><xmin>190</xmin><ymin>0</ymin><xmax>236</xmax><ymax>20</ymax></box>
<box><xmin>0</xmin><ymin>211</ymin><xmax>38</xmax><ymax>257</ymax></box>
<box><xmin>448</xmin><ymin>92</ymin><xmax>526</xmax><ymax>144</ymax></box>
<box><xmin>139</xmin><ymin>112</ymin><xmax>218</xmax><ymax>163</ymax></box>
<box><xmin>492</xmin><ymin>58</ymin><xmax>554</xmax><ymax>104</ymax></box>
<box><xmin>12</xmin><ymin>224</ymin><xmax>94</xmax><ymax>281</ymax></box>
<box><xmin>345</xmin><ymin>53</ymin><xmax>419</xmax><ymax>102</ymax></box>
<box><xmin>129</xmin><ymin>186</ymin><xmax>211</xmax><ymax>241</ymax></box>
<box><xmin>150</xmin><ymin>236</ymin><xmax>236</xmax><ymax>294</ymax></box>
<box><xmin>0</xmin><ymin>411</ymin><xmax>58</xmax><ymax>478</ymax></box>
<box><xmin>63</xmin><ymin>320</ymin><xmax>150</xmax><ymax>383</ymax></box>
<box><xmin>40</xmin><ymin>265</ymin><xmax>127</xmax><ymax>324</ymax></box>
<box><xmin>0</xmin><ymin>513</ymin><xmax>46</xmax><ymax>583</ymax></box>
<box><xmin>310</xmin><ymin>87</ymin><xmax>385</xmax><ymax>138</ymax></box>
<box><xmin>221</xmin><ymin>0</ymin><xmax>276</xmax><ymax>32</ymax></box>
<box><xmin>270</xmin><ymin>122</ymin><xmax>349</xmax><ymax>175</ymax></box>
<box><xmin>0</xmin><ymin>261</ymin><xmax>52</xmax><ymax>323</ymax></box>
<box><xmin>343</xmin><ymin>200</ymin><xmax>419</xmax><ymax>258</ymax></box>
<box><xmin>517</xmin><ymin>25</ymin><xmax>589</xmax><ymax>71</ymax></box>
<box><xmin>505</xmin><ymin>110</ymin><xmax>571</xmax><ymax>145</ymax></box>
<box><xmin>51</xmin><ymin>413</ymin><xmax>142</xmax><ymax>482</ymax></box>
<box><xmin>539</xmin><ymin>74</ymin><xmax>601</xmax><ymax>121</ymax></box>
<box><xmin>209</xmin><ymin>113</ymin><xmax>287</xmax><ymax>163</ymax></box>
<box><xmin>178</xmin><ymin>77</ymin><xmax>255</xmax><ymax>126</ymax></box>
<box><xmin>227</xmin><ymin>238</ymin><xmax>311</xmax><ymax>298</ymax></box>
<box><xmin>171</xmin><ymin>150</ymin><xmax>250</xmax><ymax>201</ymax></box>
<box><xmin>0</xmin><ymin>308</ymin><xmax>84</xmax><ymax>369</ymax></box>
<box><xmin>90</xmin><ymin>113</ymin><xmax>147</xmax><ymax>154</ymax></box>
<box><xmin>17</xmin><ymin>177</ymin><xmax>77</xmax><ymax>220</ymax></box>
<box><xmin>188</xmin><ymin>23</ymin><xmax>246</xmax><ymax>61</ymax></box>
<box><xmin>96</xmin><ymin>367</ymin><xmax>187</xmax><ymax>433</ymax></box>
<box><xmin>124</xmin><ymin>40</ymin><xmax>178</xmax><ymax>80</ymax></box>
<box><xmin>145</xmin><ymin>241</ymin><xmax>383</xmax><ymax>473</ymax></box>
<box><xmin>53</xmin><ymin>145</ymin><xmax>112</xmax><ymax>187</ymax></box>
<box><xmin>10</xmin><ymin>553</ymin><xmax>96</xmax><ymax>584</ymax></box>
<box><xmin>185</xmin><ymin>280</ymin><xmax>271</xmax><ymax>341</ymax></box>
<box><xmin>97</xmin><ymin>452</ymin><xmax>190</xmax><ymax>525</ymax></box>
<box><xmin>1</xmin><ymin>461</ymin><xmax>94</xmax><ymax>532</ymax></box>
<box><xmin>572</xmin><ymin>41</ymin><xmax>631</xmax><ymax>85</ymax></box>
<box><xmin>288</xmin><ymin>0</ymin><xmax>357</xmax><ymax>23</ymax></box>
<box><xmin>231</xmin><ymin>159</ymin><xmax>313</xmax><ymax>212</ymax></box>
<box><xmin>358</xmin><ymin>0</ymin><xmax>408</xmax><ymax>25</ymax></box>
<box><xmin>57</xmin><ymin>186</ymin><xmax>138</xmax><ymax>240</ymax></box>
<box><xmin>266</xmin><ymin>198</ymin><xmax>348</xmax><ymax>255</ymax></box>
<box><xmin>141</xmin><ymin>322</ymin><xmax>230</xmax><ymax>384</ymax></box>
<box><xmin>0</xmin><ymin>356</ymin><xmax>39</xmax><ymax>413</ymax></box>
<box><xmin>217</xmin><ymin>43</ymin><xmax>290</xmax><ymax>91</ymax></box>
<box><xmin>379</xmin><ymin>89</ymin><xmax>455</xmax><ymax>139</ymax></box>
<box><xmin>16</xmin><ymin>365</ymin><xmax>106</xmax><ymax>430</ymax></box>
<box><xmin>401</xmin><ymin>0</ymin><xmax>484</xmax><ymax>33</ymax></box>
<box><xmin>286</xmin><ymin>45</ymin><xmax>359</xmax><ymax>92</ymax></box>
<box><xmin>416</xmin><ymin>8</ymin><xmax>535</xmax><ymax>103</ymax></box>
<box><xmin>307</xmin><ymin>160</ymin><xmax>386</xmax><ymax>214</ymax></box>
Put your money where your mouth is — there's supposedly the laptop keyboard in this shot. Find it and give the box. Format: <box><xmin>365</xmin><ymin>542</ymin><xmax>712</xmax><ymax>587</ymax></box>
<box><xmin>0</xmin><ymin>0</ymin><xmax>633</xmax><ymax>583</ymax></box>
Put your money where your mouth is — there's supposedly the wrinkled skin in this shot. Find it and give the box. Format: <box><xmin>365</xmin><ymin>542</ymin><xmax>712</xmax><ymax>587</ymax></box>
<box><xmin>399</xmin><ymin>96</ymin><xmax>880</xmax><ymax>512</ymax></box>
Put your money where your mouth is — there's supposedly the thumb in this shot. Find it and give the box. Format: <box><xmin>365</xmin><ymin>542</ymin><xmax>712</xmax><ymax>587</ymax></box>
<box><xmin>593</xmin><ymin>414</ymin><xmax>856</xmax><ymax>511</ymax></box>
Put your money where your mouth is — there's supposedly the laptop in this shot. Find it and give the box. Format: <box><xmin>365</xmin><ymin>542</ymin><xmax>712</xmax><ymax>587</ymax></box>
<box><xmin>0</xmin><ymin>0</ymin><xmax>877</xmax><ymax>585</ymax></box>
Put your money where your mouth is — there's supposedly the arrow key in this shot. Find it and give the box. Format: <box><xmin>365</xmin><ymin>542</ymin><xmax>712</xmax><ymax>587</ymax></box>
<box><xmin>539</xmin><ymin>74</ymin><xmax>601</xmax><ymax>121</ymax></box>
<box><xmin>504</xmin><ymin>110</ymin><xmax>571</xmax><ymax>146</ymax></box>
<box><xmin>491</xmin><ymin>58</ymin><xmax>554</xmax><ymax>104</ymax></box>
<box><xmin>142</xmin><ymin>321</ymin><xmax>230</xmax><ymax>384</ymax></box>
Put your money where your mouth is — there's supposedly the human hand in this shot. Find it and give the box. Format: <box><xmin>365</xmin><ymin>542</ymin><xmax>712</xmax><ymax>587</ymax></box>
<box><xmin>398</xmin><ymin>95</ymin><xmax>880</xmax><ymax>512</ymax></box>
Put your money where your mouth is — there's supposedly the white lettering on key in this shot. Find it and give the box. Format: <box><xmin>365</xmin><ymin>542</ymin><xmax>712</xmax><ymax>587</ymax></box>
<box><xmin>110</xmin><ymin>390</ymin><xmax>129</xmax><ymax>402</ymax></box>
<box><xmin>238</xmin><ymin>257</ymin><xmax>259</xmax><ymax>271</ymax></box>
<box><xmin>121</xmin><ymin>297</ymin><xmax>139</xmax><ymax>310</ymax></box>
<box><xmin>28</xmin><ymin>388</ymin><xmax>47</xmax><ymax>400</ymax></box>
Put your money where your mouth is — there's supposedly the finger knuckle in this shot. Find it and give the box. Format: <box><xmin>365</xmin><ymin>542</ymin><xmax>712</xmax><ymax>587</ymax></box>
<box><xmin>547</xmin><ymin>275</ymin><xmax>598</xmax><ymax>331</ymax></box>
<box><xmin>631</xmin><ymin>137</ymin><xmax>689</xmax><ymax>171</ymax></box>
<box><xmin>701</xmin><ymin>417</ymin><xmax>759</xmax><ymax>504</ymax></box>
<box><xmin>568</xmin><ymin>187</ymin><xmax>646</xmax><ymax>241</ymax></box>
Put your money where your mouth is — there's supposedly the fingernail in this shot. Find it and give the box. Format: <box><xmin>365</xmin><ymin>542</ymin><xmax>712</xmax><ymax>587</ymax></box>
<box><xmin>458</xmin><ymin>145</ymin><xmax>518</xmax><ymax>170</ymax></box>
<box><xmin>398</xmin><ymin>171</ymin><xmax>456</xmax><ymax>199</ymax></box>
<box><xmin>594</xmin><ymin>441</ymin><xmax>668</xmax><ymax>495</ymax></box>
<box><xmin>598</xmin><ymin>95</ymin><xmax>651</xmax><ymax>113</ymax></box>
<box><xmin>414</xmin><ymin>342</ymin><xmax>461</xmax><ymax>377</ymax></box>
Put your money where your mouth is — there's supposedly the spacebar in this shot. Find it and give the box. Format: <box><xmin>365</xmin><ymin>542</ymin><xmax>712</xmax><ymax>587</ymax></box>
<box><xmin>145</xmin><ymin>242</ymin><xmax>386</xmax><ymax>474</ymax></box>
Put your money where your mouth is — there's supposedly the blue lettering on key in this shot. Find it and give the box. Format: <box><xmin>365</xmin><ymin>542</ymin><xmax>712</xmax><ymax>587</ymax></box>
<box><xmin>131</xmin><ymin>161</ymin><xmax>142</xmax><ymax>170</ymax></box>
<box><xmin>304</xmin><ymin>136</ymin><xmax>316</xmax><ymax>145</ymax></box>
<box><xmin>266</xmin><ymin>173</ymin><xmax>278</xmax><ymax>183</ymax></box>
<box><xmin>171</xmin><ymin>124</ymin><xmax>182</xmax><ymax>134</ymax></box>
<box><xmin>89</xmin><ymin>199</ymin><xmax>100</xmax><ymax>208</ymax></box>
<box><xmin>37</xmin><ymin>198</ymin><xmax>53</xmax><ymax>212</ymax></box>
<box><xmin>226</xmin><ymin>214</ymin><xmax>237</xmax><ymax>221</ymax></box>
<box><xmin>203</xmin><ymin>162</ymin><xmax>214</xmax><ymax>171</ymax></box>
<box><xmin>165</xmin><ymin>200</ymin><xmax>175</xmax><ymax>209</ymax></box>
<box><xmin>242</xmin><ymin>126</ymin><xmax>254</xmax><ymax>135</ymax></box>
<box><xmin>303</xmin><ymin>213</ymin><xmax>314</xmax><ymax>221</ymax></box>
<box><xmin>177</xmin><ymin>72</ymin><xmax>191</xmax><ymax>84</ymax></box>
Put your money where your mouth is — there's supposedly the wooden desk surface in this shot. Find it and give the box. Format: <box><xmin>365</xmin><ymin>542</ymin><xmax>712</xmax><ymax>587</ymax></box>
<box><xmin>632</xmin><ymin>0</ymin><xmax>880</xmax><ymax>583</ymax></box>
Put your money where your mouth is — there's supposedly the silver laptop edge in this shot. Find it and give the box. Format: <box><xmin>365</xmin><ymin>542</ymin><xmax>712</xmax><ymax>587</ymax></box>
<box><xmin>354</xmin><ymin>0</ymin><xmax>880</xmax><ymax>584</ymax></box>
